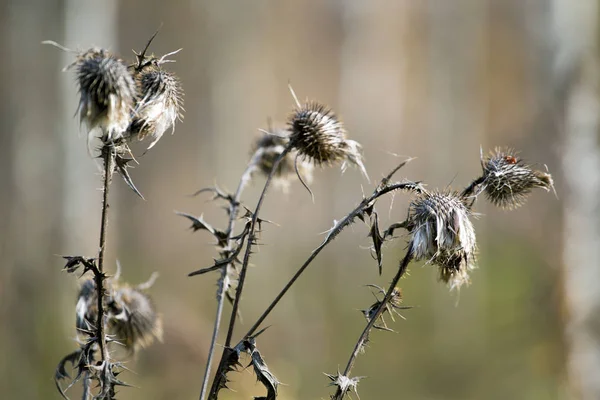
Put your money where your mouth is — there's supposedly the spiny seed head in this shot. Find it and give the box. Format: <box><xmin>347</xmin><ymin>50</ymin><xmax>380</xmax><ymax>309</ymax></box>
<box><xmin>287</xmin><ymin>102</ymin><xmax>368</xmax><ymax>179</ymax></box>
<box><xmin>129</xmin><ymin>59</ymin><xmax>183</xmax><ymax>150</ymax></box>
<box><xmin>107</xmin><ymin>285</ymin><xmax>163</xmax><ymax>353</ymax></box>
<box><xmin>408</xmin><ymin>190</ymin><xmax>477</xmax><ymax>290</ymax></box>
<box><xmin>481</xmin><ymin>148</ymin><xmax>554</xmax><ymax>209</ymax></box>
<box><xmin>71</xmin><ymin>48</ymin><xmax>136</xmax><ymax>142</ymax></box>
<box><xmin>251</xmin><ymin>131</ymin><xmax>314</xmax><ymax>191</ymax></box>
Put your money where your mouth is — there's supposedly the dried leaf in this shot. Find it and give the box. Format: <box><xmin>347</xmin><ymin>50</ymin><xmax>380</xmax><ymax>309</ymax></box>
<box><xmin>245</xmin><ymin>337</ymin><xmax>279</xmax><ymax>400</ymax></box>
<box><xmin>368</xmin><ymin>212</ymin><xmax>384</xmax><ymax>275</ymax></box>
<box><xmin>115</xmin><ymin>155</ymin><xmax>145</xmax><ymax>200</ymax></box>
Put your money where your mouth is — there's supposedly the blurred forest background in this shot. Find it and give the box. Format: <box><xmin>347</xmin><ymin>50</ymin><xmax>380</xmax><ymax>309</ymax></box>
<box><xmin>1</xmin><ymin>0</ymin><xmax>599</xmax><ymax>399</ymax></box>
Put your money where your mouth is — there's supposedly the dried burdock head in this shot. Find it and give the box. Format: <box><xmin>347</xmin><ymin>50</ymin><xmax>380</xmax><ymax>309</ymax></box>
<box><xmin>128</xmin><ymin>36</ymin><xmax>184</xmax><ymax>151</ymax></box>
<box><xmin>75</xmin><ymin>279</ymin><xmax>98</xmax><ymax>334</ymax></box>
<box><xmin>107</xmin><ymin>283</ymin><xmax>163</xmax><ymax>353</ymax></box>
<box><xmin>407</xmin><ymin>190</ymin><xmax>477</xmax><ymax>290</ymax></box>
<box><xmin>68</xmin><ymin>48</ymin><xmax>136</xmax><ymax>143</ymax></box>
<box><xmin>286</xmin><ymin>86</ymin><xmax>368</xmax><ymax>180</ymax></box>
<box><xmin>251</xmin><ymin>130</ymin><xmax>314</xmax><ymax>191</ymax></box>
<box><xmin>480</xmin><ymin>148</ymin><xmax>554</xmax><ymax>209</ymax></box>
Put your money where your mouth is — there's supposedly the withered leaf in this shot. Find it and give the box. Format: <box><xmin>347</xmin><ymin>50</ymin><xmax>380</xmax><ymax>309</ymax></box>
<box><xmin>369</xmin><ymin>212</ymin><xmax>384</xmax><ymax>275</ymax></box>
<box><xmin>115</xmin><ymin>155</ymin><xmax>145</xmax><ymax>200</ymax></box>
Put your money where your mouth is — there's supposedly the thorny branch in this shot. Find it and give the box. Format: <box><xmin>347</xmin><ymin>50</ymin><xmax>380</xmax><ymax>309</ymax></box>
<box><xmin>197</xmin><ymin>160</ymin><xmax>258</xmax><ymax>400</ymax></box>
<box><xmin>331</xmin><ymin>250</ymin><xmax>414</xmax><ymax>400</ymax></box>
<box><xmin>206</xmin><ymin>144</ymin><xmax>293</xmax><ymax>400</ymax></box>
<box><xmin>244</xmin><ymin>159</ymin><xmax>421</xmax><ymax>338</ymax></box>
<box><xmin>206</xmin><ymin>159</ymin><xmax>421</xmax><ymax>399</ymax></box>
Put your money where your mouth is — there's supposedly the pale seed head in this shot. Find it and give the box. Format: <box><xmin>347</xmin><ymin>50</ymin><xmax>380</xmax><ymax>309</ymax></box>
<box><xmin>129</xmin><ymin>59</ymin><xmax>183</xmax><ymax>150</ymax></box>
<box><xmin>107</xmin><ymin>285</ymin><xmax>163</xmax><ymax>353</ymax></box>
<box><xmin>408</xmin><ymin>190</ymin><xmax>477</xmax><ymax>290</ymax></box>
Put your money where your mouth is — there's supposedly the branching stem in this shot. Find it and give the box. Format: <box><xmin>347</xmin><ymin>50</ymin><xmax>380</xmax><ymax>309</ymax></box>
<box><xmin>199</xmin><ymin>160</ymin><xmax>256</xmax><ymax>400</ymax></box>
<box><xmin>207</xmin><ymin>145</ymin><xmax>292</xmax><ymax>400</ymax></box>
<box><xmin>224</xmin><ymin>144</ymin><xmax>292</xmax><ymax>346</ymax></box>
<box><xmin>245</xmin><ymin>179</ymin><xmax>421</xmax><ymax>338</ymax></box>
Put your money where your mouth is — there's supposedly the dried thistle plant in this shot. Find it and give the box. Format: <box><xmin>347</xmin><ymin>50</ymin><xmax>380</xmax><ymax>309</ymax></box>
<box><xmin>180</xmin><ymin>120</ymin><xmax>553</xmax><ymax>399</ymax></box>
<box><xmin>48</xmin><ymin>31</ymin><xmax>180</xmax><ymax>400</ymax></box>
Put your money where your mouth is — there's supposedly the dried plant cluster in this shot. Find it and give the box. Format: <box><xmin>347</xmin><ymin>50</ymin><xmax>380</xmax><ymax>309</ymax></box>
<box><xmin>178</xmin><ymin>88</ymin><xmax>555</xmax><ymax>400</ymax></box>
<box><xmin>49</xmin><ymin>32</ymin><xmax>183</xmax><ymax>400</ymax></box>
<box><xmin>47</xmin><ymin>32</ymin><xmax>554</xmax><ymax>400</ymax></box>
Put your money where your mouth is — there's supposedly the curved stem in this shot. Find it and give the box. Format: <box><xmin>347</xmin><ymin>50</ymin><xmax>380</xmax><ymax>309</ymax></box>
<box><xmin>224</xmin><ymin>144</ymin><xmax>292</xmax><ymax>347</ymax></box>
<box><xmin>332</xmin><ymin>249</ymin><xmax>413</xmax><ymax>400</ymax></box>
<box><xmin>244</xmin><ymin>181</ymin><xmax>421</xmax><ymax>338</ymax></box>
<box><xmin>199</xmin><ymin>162</ymin><xmax>255</xmax><ymax>400</ymax></box>
<box><xmin>96</xmin><ymin>145</ymin><xmax>114</xmax><ymax>362</ymax></box>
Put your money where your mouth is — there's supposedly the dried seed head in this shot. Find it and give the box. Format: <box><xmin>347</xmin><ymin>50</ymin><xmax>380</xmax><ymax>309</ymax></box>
<box><xmin>481</xmin><ymin>148</ymin><xmax>554</xmax><ymax>209</ymax></box>
<box><xmin>70</xmin><ymin>48</ymin><xmax>136</xmax><ymax>142</ymax></box>
<box><xmin>287</xmin><ymin>101</ymin><xmax>368</xmax><ymax>179</ymax></box>
<box><xmin>129</xmin><ymin>58</ymin><xmax>183</xmax><ymax>150</ymax></box>
<box><xmin>107</xmin><ymin>285</ymin><xmax>163</xmax><ymax>353</ymax></box>
<box><xmin>408</xmin><ymin>190</ymin><xmax>477</xmax><ymax>290</ymax></box>
<box><xmin>75</xmin><ymin>279</ymin><xmax>98</xmax><ymax>334</ymax></box>
<box><xmin>251</xmin><ymin>131</ymin><xmax>314</xmax><ymax>191</ymax></box>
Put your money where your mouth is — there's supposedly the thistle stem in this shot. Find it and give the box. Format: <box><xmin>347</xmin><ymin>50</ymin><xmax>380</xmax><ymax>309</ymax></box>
<box><xmin>199</xmin><ymin>161</ymin><xmax>256</xmax><ymax>400</ymax></box>
<box><xmin>332</xmin><ymin>249</ymin><xmax>413</xmax><ymax>400</ymax></box>
<box><xmin>96</xmin><ymin>145</ymin><xmax>114</xmax><ymax>362</ymax></box>
<box><xmin>208</xmin><ymin>145</ymin><xmax>292</xmax><ymax>400</ymax></box>
<box><xmin>224</xmin><ymin>145</ymin><xmax>292</xmax><ymax>346</ymax></box>
<box><xmin>245</xmin><ymin>180</ymin><xmax>421</xmax><ymax>338</ymax></box>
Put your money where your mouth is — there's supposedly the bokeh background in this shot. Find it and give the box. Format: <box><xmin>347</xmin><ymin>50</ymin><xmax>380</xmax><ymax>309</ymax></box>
<box><xmin>1</xmin><ymin>0</ymin><xmax>599</xmax><ymax>399</ymax></box>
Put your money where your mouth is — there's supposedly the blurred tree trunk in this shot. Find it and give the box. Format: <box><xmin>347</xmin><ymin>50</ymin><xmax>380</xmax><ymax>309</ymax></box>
<box><xmin>554</xmin><ymin>1</ymin><xmax>600</xmax><ymax>399</ymax></box>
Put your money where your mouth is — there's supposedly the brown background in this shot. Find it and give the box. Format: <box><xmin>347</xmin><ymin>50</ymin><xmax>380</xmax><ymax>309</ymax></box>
<box><xmin>0</xmin><ymin>1</ymin><xmax>596</xmax><ymax>399</ymax></box>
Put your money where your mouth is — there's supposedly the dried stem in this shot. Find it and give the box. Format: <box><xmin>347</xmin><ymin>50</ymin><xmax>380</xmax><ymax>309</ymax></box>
<box><xmin>199</xmin><ymin>161</ymin><xmax>256</xmax><ymax>400</ymax></box>
<box><xmin>96</xmin><ymin>145</ymin><xmax>114</xmax><ymax>362</ymax></box>
<box><xmin>82</xmin><ymin>372</ymin><xmax>91</xmax><ymax>400</ymax></box>
<box><xmin>332</xmin><ymin>249</ymin><xmax>414</xmax><ymax>400</ymax></box>
<box><xmin>244</xmin><ymin>179</ymin><xmax>421</xmax><ymax>338</ymax></box>
<box><xmin>207</xmin><ymin>145</ymin><xmax>292</xmax><ymax>400</ymax></box>
<box><xmin>223</xmin><ymin>144</ymin><xmax>292</xmax><ymax>347</ymax></box>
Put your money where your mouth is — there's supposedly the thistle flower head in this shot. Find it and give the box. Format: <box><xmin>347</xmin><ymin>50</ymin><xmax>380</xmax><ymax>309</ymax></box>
<box><xmin>408</xmin><ymin>190</ymin><xmax>477</xmax><ymax>290</ymax></box>
<box><xmin>287</xmin><ymin>101</ymin><xmax>368</xmax><ymax>180</ymax></box>
<box><xmin>128</xmin><ymin>50</ymin><xmax>184</xmax><ymax>150</ymax></box>
<box><xmin>480</xmin><ymin>148</ymin><xmax>554</xmax><ymax>209</ymax></box>
<box><xmin>70</xmin><ymin>48</ymin><xmax>136</xmax><ymax>142</ymax></box>
<box><xmin>250</xmin><ymin>130</ymin><xmax>314</xmax><ymax>191</ymax></box>
<box><xmin>107</xmin><ymin>284</ymin><xmax>163</xmax><ymax>353</ymax></box>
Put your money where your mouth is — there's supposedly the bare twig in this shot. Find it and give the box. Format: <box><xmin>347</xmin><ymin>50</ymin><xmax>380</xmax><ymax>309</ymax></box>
<box><xmin>199</xmin><ymin>161</ymin><xmax>256</xmax><ymax>400</ymax></box>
